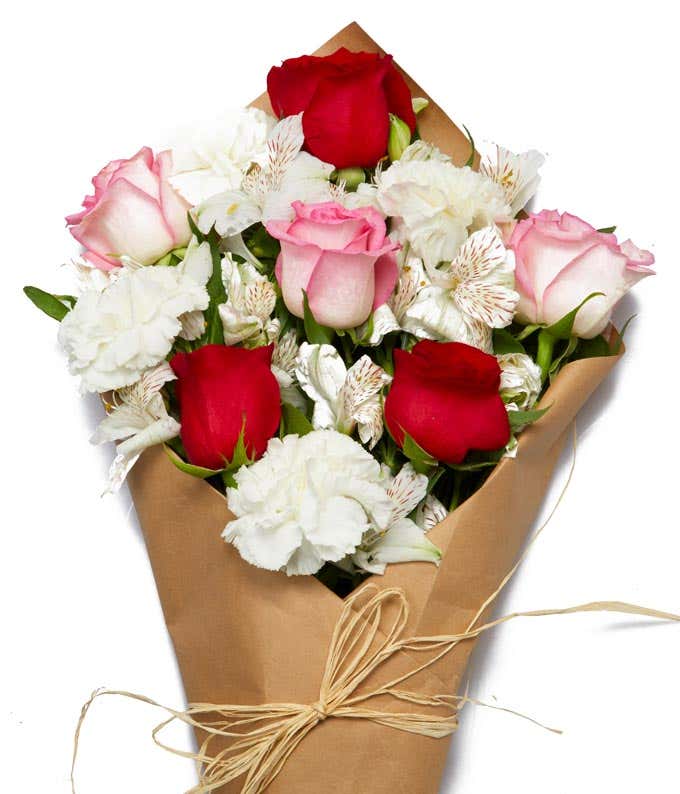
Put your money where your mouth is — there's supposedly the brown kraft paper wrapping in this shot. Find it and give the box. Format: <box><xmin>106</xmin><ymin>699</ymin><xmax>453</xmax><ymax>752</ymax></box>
<box><xmin>124</xmin><ymin>23</ymin><xmax>624</xmax><ymax>794</ymax></box>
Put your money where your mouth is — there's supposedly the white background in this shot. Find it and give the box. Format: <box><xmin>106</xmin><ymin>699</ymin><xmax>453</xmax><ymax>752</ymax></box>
<box><xmin>2</xmin><ymin>2</ymin><xmax>679</xmax><ymax>792</ymax></box>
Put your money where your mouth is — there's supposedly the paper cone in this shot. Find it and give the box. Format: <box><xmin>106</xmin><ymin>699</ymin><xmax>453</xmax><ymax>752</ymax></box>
<box><xmin>125</xmin><ymin>23</ymin><xmax>623</xmax><ymax>793</ymax></box>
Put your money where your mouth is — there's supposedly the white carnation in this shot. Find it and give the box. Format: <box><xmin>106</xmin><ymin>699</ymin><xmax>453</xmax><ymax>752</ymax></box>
<box><xmin>375</xmin><ymin>158</ymin><xmax>512</xmax><ymax>266</ymax></box>
<box><xmin>169</xmin><ymin>108</ymin><xmax>275</xmax><ymax>205</ymax></box>
<box><xmin>58</xmin><ymin>240</ymin><xmax>211</xmax><ymax>392</ymax></box>
<box><xmin>223</xmin><ymin>430</ymin><xmax>394</xmax><ymax>576</ymax></box>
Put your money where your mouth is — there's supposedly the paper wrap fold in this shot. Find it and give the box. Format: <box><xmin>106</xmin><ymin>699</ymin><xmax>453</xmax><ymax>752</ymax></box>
<box><xmin>125</xmin><ymin>23</ymin><xmax>623</xmax><ymax>794</ymax></box>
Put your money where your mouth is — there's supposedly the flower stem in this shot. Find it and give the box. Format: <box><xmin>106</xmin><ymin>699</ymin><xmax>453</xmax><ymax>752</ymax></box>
<box><xmin>536</xmin><ymin>329</ymin><xmax>556</xmax><ymax>383</ymax></box>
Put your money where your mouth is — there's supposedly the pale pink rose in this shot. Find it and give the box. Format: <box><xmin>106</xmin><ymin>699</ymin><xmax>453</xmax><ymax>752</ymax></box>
<box><xmin>66</xmin><ymin>147</ymin><xmax>191</xmax><ymax>270</ymax></box>
<box><xmin>508</xmin><ymin>210</ymin><xmax>655</xmax><ymax>338</ymax></box>
<box><xmin>266</xmin><ymin>201</ymin><xmax>399</xmax><ymax>329</ymax></box>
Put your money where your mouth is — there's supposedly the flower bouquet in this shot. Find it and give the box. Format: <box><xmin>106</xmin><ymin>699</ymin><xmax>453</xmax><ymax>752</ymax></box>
<box><xmin>26</xmin><ymin>22</ymin><xmax>662</xmax><ymax>794</ymax></box>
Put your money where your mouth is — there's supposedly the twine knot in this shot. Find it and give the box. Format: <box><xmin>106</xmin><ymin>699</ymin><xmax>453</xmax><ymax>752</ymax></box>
<box><xmin>310</xmin><ymin>701</ymin><xmax>329</xmax><ymax>721</ymax></box>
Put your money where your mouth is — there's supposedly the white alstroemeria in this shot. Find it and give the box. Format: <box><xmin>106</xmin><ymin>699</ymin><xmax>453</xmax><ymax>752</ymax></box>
<box><xmin>169</xmin><ymin>108</ymin><xmax>275</xmax><ymax>205</ymax></box>
<box><xmin>91</xmin><ymin>362</ymin><xmax>180</xmax><ymax>493</ymax></box>
<box><xmin>361</xmin><ymin>251</ymin><xmax>428</xmax><ymax>344</ymax></box>
<box><xmin>295</xmin><ymin>343</ymin><xmax>391</xmax><ymax>449</ymax></box>
<box><xmin>68</xmin><ymin>257</ymin><xmax>114</xmax><ymax>293</ymax></box>
<box><xmin>271</xmin><ymin>330</ymin><xmax>306</xmax><ymax>410</ymax></box>
<box><xmin>364</xmin><ymin>244</ymin><xmax>501</xmax><ymax>352</ymax></box>
<box><xmin>195</xmin><ymin>114</ymin><xmax>335</xmax><ymax>237</ymax></box>
<box><xmin>424</xmin><ymin>225</ymin><xmax>519</xmax><ymax>328</ymax></box>
<box><xmin>375</xmin><ymin>157</ymin><xmax>512</xmax><ymax>267</ymax></box>
<box><xmin>415</xmin><ymin>493</ymin><xmax>448</xmax><ymax>531</ymax></box>
<box><xmin>218</xmin><ymin>254</ymin><xmax>279</xmax><ymax>346</ymax></box>
<box><xmin>58</xmin><ymin>238</ymin><xmax>212</xmax><ymax>393</ymax></box>
<box><xmin>352</xmin><ymin>463</ymin><xmax>442</xmax><ymax>574</ymax></box>
<box><xmin>498</xmin><ymin>352</ymin><xmax>542</xmax><ymax>410</ymax></box>
<box><xmin>480</xmin><ymin>146</ymin><xmax>545</xmax><ymax>216</ymax></box>
<box><xmin>224</xmin><ymin>430</ymin><xmax>395</xmax><ymax>576</ymax></box>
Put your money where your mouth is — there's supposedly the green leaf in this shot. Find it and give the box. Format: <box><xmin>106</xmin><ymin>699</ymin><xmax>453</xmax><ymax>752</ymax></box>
<box><xmin>462</xmin><ymin>124</ymin><xmax>476</xmax><ymax>167</ymax></box>
<box><xmin>508</xmin><ymin>405</ymin><xmax>550</xmax><ymax>430</ymax></box>
<box><xmin>280</xmin><ymin>403</ymin><xmax>313</xmax><ymax>437</ymax></box>
<box><xmin>544</xmin><ymin>292</ymin><xmax>605</xmax><ymax>340</ymax></box>
<box><xmin>493</xmin><ymin>327</ymin><xmax>525</xmax><ymax>354</ymax></box>
<box><xmin>164</xmin><ymin>446</ymin><xmax>223</xmax><ymax>479</ymax></box>
<box><xmin>402</xmin><ymin>431</ymin><xmax>438</xmax><ymax>472</ymax></box>
<box><xmin>549</xmin><ymin>335</ymin><xmax>578</xmax><ymax>380</ymax></box>
<box><xmin>610</xmin><ymin>314</ymin><xmax>636</xmax><ymax>354</ymax></box>
<box><xmin>246</xmin><ymin>225</ymin><xmax>281</xmax><ymax>260</ymax></box>
<box><xmin>575</xmin><ymin>334</ymin><xmax>612</xmax><ymax>359</ymax></box>
<box><xmin>201</xmin><ymin>229</ymin><xmax>228</xmax><ymax>346</ymax></box>
<box><xmin>515</xmin><ymin>323</ymin><xmax>542</xmax><ymax>341</ymax></box>
<box><xmin>597</xmin><ymin>225</ymin><xmax>617</xmax><ymax>234</ymax></box>
<box><xmin>23</xmin><ymin>286</ymin><xmax>75</xmax><ymax>321</ymax></box>
<box><xmin>187</xmin><ymin>210</ymin><xmax>203</xmax><ymax>240</ymax></box>
<box><xmin>224</xmin><ymin>422</ymin><xmax>256</xmax><ymax>471</ymax></box>
<box><xmin>302</xmin><ymin>291</ymin><xmax>334</xmax><ymax>345</ymax></box>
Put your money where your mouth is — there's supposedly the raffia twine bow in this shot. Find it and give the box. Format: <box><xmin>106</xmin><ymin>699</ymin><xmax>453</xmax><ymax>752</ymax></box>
<box><xmin>71</xmin><ymin>433</ymin><xmax>680</xmax><ymax>794</ymax></box>
<box><xmin>72</xmin><ymin>586</ymin><xmax>680</xmax><ymax>794</ymax></box>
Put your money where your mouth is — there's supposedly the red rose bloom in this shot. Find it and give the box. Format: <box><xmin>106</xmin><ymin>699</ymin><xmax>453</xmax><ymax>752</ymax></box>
<box><xmin>170</xmin><ymin>345</ymin><xmax>281</xmax><ymax>469</ymax></box>
<box><xmin>267</xmin><ymin>48</ymin><xmax>416</xmax><ymax>169</ymax></box>
<box><xmin>384</xmin><ymin>341</ymin><xmax>510</xmax><ymax>464</ymax></box>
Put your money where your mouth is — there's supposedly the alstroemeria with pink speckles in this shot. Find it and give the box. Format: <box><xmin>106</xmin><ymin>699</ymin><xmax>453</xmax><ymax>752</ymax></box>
<box><xmin>508</xmin><ymin>209</ymin><xmax>655</xmax><ymax>338</ymax></box>
<box><xmin>66</xmin><ymin>147</ymin><xmax>191</xmax><ymax>270</ymax></box>
<box><xmin>266</xmin><ymin>201</ymin><xmax>399</xmax><ymax>329</ymax></box>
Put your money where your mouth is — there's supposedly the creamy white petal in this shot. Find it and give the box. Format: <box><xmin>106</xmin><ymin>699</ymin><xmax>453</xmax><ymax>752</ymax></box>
<box><xmin>194</xmin><ymin>190</ymin><xmax>261</xmax><ymax>237</ymax></box>
<box><xmin>295</xmin><ymin>343</ymin><xmax>347</xmax><ymax>430</ymax></box>
<box><xmin>415</xmin><ymin>494</ymin><xmax>448</xmax><ymax>532</ymax></box>
<box><xmin>387</xmin><ymin>463</ymin><xmax>429</xmax><ymax>523</ymax></box>
<box><xmin>480</xmin><ymin>146</ymin><xmax>545</xmax><ymax>216</ymax></box>
<box><xmin>353</xmin><ymin>518</ymin><xmax>442</xmax><ymax>574</ymax></box>
<box><xmin>432</xmin><ymin>226</ymin><xmax>519</xmax><ymax>328</ymax></box>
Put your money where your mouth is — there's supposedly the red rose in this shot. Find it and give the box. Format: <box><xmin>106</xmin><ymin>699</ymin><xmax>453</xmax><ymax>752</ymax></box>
<box><xmin>267</xmin><ymin>48</ymin><xmax>416</xmax><ymax>169</ymax></box>
<box><xmin>384</xmin><ymin>341</ymin><xmax>510</xmax><ymax>464</ymax></box>
<box><xmin>170</xmin><ymin>345</ymin><xmax>281</xmax><ymax>469</ymax></box>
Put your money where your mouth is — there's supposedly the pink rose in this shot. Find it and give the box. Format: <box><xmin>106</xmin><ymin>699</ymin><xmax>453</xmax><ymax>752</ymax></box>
<box><xmin>266</xmin><ymin>201</ymin><xmax>399</xmax><ymax>329</ymax></box>
<box><xmin>508</xmin><ymin>210</ymin><xmax>655</xmax><ymax>338</ymax></box>
<box><xmin>66</xmin><ymin>147</ymin><xmax>191</xmax><ymax>271</ymax></box>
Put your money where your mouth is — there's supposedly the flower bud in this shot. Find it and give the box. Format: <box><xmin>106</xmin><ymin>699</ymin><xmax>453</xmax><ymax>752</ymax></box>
<box><xmin>333</xmin><ymin>167</ymin><xmax>366</xmax><ymax>191</ymax></box>
<box><xmin>388</xmin><ymin>114</ymin><xmax>412</xmax><ymax>162</ymax></box>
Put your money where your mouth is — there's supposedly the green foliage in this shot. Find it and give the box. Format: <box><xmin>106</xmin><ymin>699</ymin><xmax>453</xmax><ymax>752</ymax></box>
<box><xmin>164</xmin><ymin>447</ymin><xmax>223</xmax><ymax>479</ymax></box>
<box><xmin>462</xmin><ymin>124</ymin><xmax>476</xmax><ymax>167</ymax></box>
<box><xmin>23</xmin><ymin>286</ymin><xmax>76</xmax><ymax>321</ymax></box>
<box><xmin>493</xmin><ymin>327</ymin><xmax>526</xmax><ymax>354</ymax></box>
<box><xmin>188</xmin><ymin>213</ymin><xmax>228</xmax><ymax>346</ymax></box>
<box><xmin>401</xmin><ymin>431</ymin><xmax>438</xmax><ymax>473</ymax></box>
<box><xmin>508</xmin><ymin>405</ymin><xmax>551</xmax><ymax>430</ymax></box>
<box><xmin>245</xmin><ymin>225</ymin><xmax>280</xmax><ymax>262</ymax></box>
<box><xmin>280</xmin><ymin>403</ymin><xmax>313</xmax><ymax>437</ymax></box>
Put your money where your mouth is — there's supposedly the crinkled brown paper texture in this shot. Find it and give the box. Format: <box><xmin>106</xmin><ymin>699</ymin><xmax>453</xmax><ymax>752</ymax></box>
<box><xmin>125</xmin><ymin>23</ymin><xmax>623</xmax><ymax>794</ymax></box>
